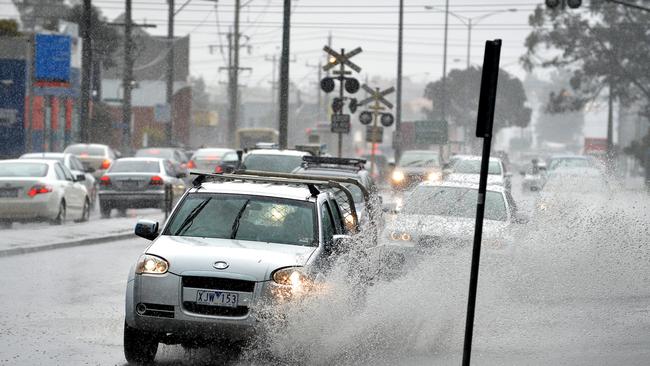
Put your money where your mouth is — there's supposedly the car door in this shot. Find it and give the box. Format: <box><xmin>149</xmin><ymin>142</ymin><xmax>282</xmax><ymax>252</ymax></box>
<box><xmin>54</xmin><ymin>163</ymin><xmax>82</xmax><ymax>214</ymax></box>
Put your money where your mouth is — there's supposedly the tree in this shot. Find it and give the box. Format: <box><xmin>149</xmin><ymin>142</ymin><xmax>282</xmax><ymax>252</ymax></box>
<box><xmin>191</xmin><ymin>76</ymin><xmax>211</xmax><ymax>111</ymax></box>
<box><xmin>521</xmin><ymin>1</ymin><xmax>650</xmax><ymax>151</ymax></box>
<box><xmin>0</xmin><ymin>19</ymin><xmax>21</xmax><ymax>37</ymax></box>
<box><xmin>423</xmin><ymin>67</ymin><xmax>532</xmax><ymax>133</ymax></box>
<box><xmin>65</xmin><ymin>4</ymin><xmax>120</xmax><ymax>69</ymax></box>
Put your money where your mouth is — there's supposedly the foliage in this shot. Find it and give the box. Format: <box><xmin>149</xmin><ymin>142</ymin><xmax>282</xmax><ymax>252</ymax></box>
<box><xmin>0</xmin><ymin>19</ymin><xmax>21</xmax><ymax>37</ymax></box>
<box><xmin>191</xmin><ymin>76</ymin><xmax>211</xmax><ymax>111</ymax></box>
<box><xmin>623</xmin><ymin>132</ymin><xmax>650</xmax><ymax>167</ymax></box>
<box><xmin>423</xmin><ymin>67</ymin><xmax>531</xmax><ymax>133</ymax></box>
<box><xmin>65</xmin><ymin>4</ymin><xmax>120</xmax><ymax>69</ymax></box>
<box><xmin>521</xmin><ymin>1</ymin><xmax>650</xmax><ymax>119</ymax></box>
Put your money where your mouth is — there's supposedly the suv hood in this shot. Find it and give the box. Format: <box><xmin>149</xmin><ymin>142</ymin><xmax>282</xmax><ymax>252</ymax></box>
<box><xmin>445</xmin><ymin>173</ymin><xmax>504</xmax><ymax>186</ymax></box>
<box><xmin>384</xmin><ymin>214</ymin><xmax>509</xmax><ymax>243</ymax></box>
<box><xmin>148</xmin><ymin>235</ymin><xmax>318</xmax><ymax>281</ymax></box>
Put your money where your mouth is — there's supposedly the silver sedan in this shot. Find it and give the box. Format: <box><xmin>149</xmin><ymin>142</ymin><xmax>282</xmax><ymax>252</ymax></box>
<box><xmin>0</xmin><ymin>159</ymin><xmax>91</xmax><ymax>228</ymax></box>
<box><xmin>98</xmin><ymin>158</ymin><xmax>187</xmax><ymax>218</ymax></box>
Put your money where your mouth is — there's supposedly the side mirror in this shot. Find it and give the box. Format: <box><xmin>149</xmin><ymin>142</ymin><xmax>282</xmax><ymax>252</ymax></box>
<box><xmin>74</xmin><ymin>173</ymin><xmax>86</xmax><ymax>182</ymax></box>
<box><xmin>135</xmin><ymin>219</ymin><xmax>159</xmax><ymax>240</ymax></box>
<box><xmin>382</xmin><ymin>202</ymin><xmax>399</xmax><ymax>214</ymax></box>
<box><xmin>176</xmin><ymin>172</ymin><xmax>187</xmax><ymax>178</ymax></box>
<box><xmin>85</xmin><ymin>166</ymin><xmax>96</xmax><ymax>173</ymax></box>
<box><xmin>514</xmin><ymin>213</ymin><xmax>530</xmax><ymax>224</ymax></box>
<box><xmin>329</xmin><ymin>234</ymin><xmax>352</xmax><ymax>253</ymax></box>
<box><xmin>387</xmin><ymin>162</ymin><xmax>396</xmax><ymax>170</ymax></box>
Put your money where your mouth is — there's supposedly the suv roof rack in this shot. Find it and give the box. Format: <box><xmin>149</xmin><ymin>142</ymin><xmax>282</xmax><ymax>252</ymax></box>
<box><xmin>190</xmin><ymin>171</ymin><xmax>360</xmax><ymax>231</ymax></box>
<box><xmin>301</xmin><ymin>156</ymin><xmax>367</xmax><ymax>171</ymax></box>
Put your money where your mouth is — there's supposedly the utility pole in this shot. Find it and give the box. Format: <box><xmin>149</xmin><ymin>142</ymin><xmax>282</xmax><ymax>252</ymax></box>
<box><xmin>226</xmin><ymin>0</ymin><xmax>241</xmax><ymax>147</ymax></box>
<box><xmin>395</xmin><ymin>0</ymin><xmax>404</xmax><ymax>162</ymax></box>
<box><xmin>305</xmin><ymin>61</ymin><xmax>322</xmax><ymax>120</ymax></box>
<box><xmin>265</xmin><ymin>54</ymin><xmax>278</xmax><ymax>126</ymax></box>
<box><xmin>441</xmin><ymin>0</ymin><xmax>449</xmax><ymax>121</ymax></box>
<box><xmin>278</xmin><ymin>0</ymin><xmax>292</xmax><ymax>149</ymax></box>
<box><xmin>122</xmin><ymin>0</ymin><xmax>133</xmax><ymax>153</ymax></box>
<box><xmin>166</xmin><ymin>0</ymin><xmax>174</xmax><ymax>146</ymax></box>
<box><xmin>80</xmin><ymin>0</ymin><xmax>92</xmax><ymax>143</ymax></box>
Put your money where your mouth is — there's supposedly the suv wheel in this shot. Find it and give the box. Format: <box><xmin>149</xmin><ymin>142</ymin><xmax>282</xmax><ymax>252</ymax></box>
<box><xmin>100</xmin><ymin>200</ymin><xmax>112</xmax><ymax>219</ymax></box>
<box><xmin>123</xmin><ymin>321</ymin><xmax>158</xmax><ymax>364</ymax></box>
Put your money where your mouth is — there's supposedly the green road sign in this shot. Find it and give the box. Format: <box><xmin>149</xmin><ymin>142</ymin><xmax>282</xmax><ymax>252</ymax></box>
<box><xmin>414</xmin><ymin>120</ymin><xmax>448</xmax><ymax>145</ymax></box>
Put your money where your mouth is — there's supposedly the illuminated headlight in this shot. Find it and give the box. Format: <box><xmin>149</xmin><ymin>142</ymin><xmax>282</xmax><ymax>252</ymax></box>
<box><xmin>537</xmin><ymin>202</ymin><xmax>548</xmax><ymax>211</ymax></box>
<box><xmin>272</xmin><ymin>267</ymin><xmax>312</xmax><ymax>293</ymax></box>
<box><xmin>389</xmin><ymin>231</ymin><xmax>412</xmax><ymax>241</ymax></box>
<box><xmin>392</xmin><ymin>170</ymin><xmax>405</xmax><ymax>182</ymax></box>
<box><xmin>344</xmin><ymin>213</ymin><xmax>356</xmax><ymax>229</ymax></box>
<box><xmin>427</xmin><ymin>171</ymin><xmax>442</xmax><ymax>182</ymax></box>
<box><xmin>135</xmin><ymin>254</ymin><xmax>169</xmax><ymax>275</ymax></box>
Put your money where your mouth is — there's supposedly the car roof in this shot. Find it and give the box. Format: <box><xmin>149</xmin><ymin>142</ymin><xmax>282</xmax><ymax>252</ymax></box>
<box><xmin>21</xmin><ymin>152</ymin><xmax>67</xmax><ymax>159</ymax></box>
<box><xmin>115</xmin><ymin>157</ymin><xmax>165</xmax><ymax>163</ymax></box>
<box><xmin>420</xmin><ymin>180</ymin><xmax>506</xmax><ymax>193</ymax></box>
<box><xmin>550</xmin><ymin>155</ymin><xmax>589</xmax><ymax>159</ymax></box>
<box><xmin>246</xmin><ymin>149</ymin><xmax>310</xmax><ymax>157</ymax></box>
<box><xmin>1</xmin><ymin>158</ymin><xmax>57</xmax><ymax>165</ymax></box>
<box><xmin>194</xmin><ymin>148</ymin><xmax>234</xmax><ymax>154</ymax></box>
<box><xmin>402</xmin><ymin>149</ymin><xmax>440</xmax><ymax>154</ymax></box>
<box><xmin>293</xmin><ymin>167</ymin><xmax>363</xmax><ymax>179</ymax></box>
<box><xmin>454</xmin><ymin>155</ymin><xmax>502</xmax><ymax>163</ymax></box>
<box><xmin>66</xmin><ymin>143</ymin><xmax>108</xmax><ymax>148</ymax></box>
<box><xmin>193</xmin><ymin>181</ymin><xmax>317</xmax><ymax>201</ymax></box>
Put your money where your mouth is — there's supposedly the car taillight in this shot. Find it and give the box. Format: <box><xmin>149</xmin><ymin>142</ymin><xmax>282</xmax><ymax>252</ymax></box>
<box><xmin>100</xmin><ymin>176</ymin><xmax>111</xmax><ymax>186</ymax></box>
<box><xmin>214</xmin><ymin>165</ymin><xmax>223</xmax><ymax>173</ymax></box>
<box><xmin>100</xmin><ymin>159</ymin><xmax>112</xmax><ymax>170</ymax></box>
<box><xmin>27</xmin><ymin>185</ymin><xmax>52</xmax><ymax>197</ymax></box>
<box><xmin>187</xmin><ymin>160</ymin><xmax>196</xmax><ymax>169</ymax></box>
<box><xmin>149</xmin><ymin>175</ymin><xmax>164</xmax><ymax>185</ymax></box>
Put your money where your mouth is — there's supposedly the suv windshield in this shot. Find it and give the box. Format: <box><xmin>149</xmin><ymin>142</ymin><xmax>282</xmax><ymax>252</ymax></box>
<box><xmin>398</xmin><ymin>151</ymin><xmax>440</xmax><ymax>167</ymax></box>
<box><xmin>243</xmin><ymin>154</ymin><xmax>304</xmax><ymax>173</ymax></box>
<box><xmin>109</xmin><ymin>160</ymin><xmax>160</xmax><ymax>173</ymax></box>
<box><xmin>549</xmin><ymin>158</ymin><xmax>592</xmax><ymax>170</ymax></box>
<box><xmin>165</xmin><ymin>194</ymin><xmax>316</xmax><ymax>246</ymax></box>
<box><xmin>402</xmin><ymin>186</ymin><xmax>507</xmax><ymax>222</ymax></box>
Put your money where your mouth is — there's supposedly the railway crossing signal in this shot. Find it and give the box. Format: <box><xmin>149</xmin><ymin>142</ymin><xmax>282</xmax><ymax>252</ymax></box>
<box><xmin>320</xmin><ymin>46</ymin><xmax>363</xmax><ymax>157</ymax></box>
<box><xmin>356</xmin><ymin>84</ymin><xmax>395</xmax><ymax>175</ymax></box>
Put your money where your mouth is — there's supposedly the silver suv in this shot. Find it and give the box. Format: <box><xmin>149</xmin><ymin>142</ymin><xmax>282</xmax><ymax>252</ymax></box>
<box><xmin>123</xmin><ymin>172</ymin><xmax>355</xmax><ymax>363</ymax></box>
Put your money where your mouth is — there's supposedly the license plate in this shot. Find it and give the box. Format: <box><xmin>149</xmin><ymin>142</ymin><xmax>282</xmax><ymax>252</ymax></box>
<box><xmin>0</xmin><ymin>189</ymin><xmax>18</xmax><ymax>198</ymax></box>
<box><xmin>122</xmin><ymin>181</ymin><xmax>139</xmax><ymax>190</ymax></box>
<box><xmin>196</xmin><ymin>290</ymin><xmax>239</xmax><ymax>308</ymax></box>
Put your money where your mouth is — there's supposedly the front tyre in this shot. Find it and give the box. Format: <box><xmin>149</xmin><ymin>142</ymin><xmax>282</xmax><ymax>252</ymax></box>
<box><xmin>50</xmin><ymin>200</ymin><xmax>66</xmax><ymax>225</ymax></box>
<box><xmin>100</xmin><ymin>200</ymin><xmax>111</xmax><ymax>219</ymax></box>
<box><xmin>75</xmin><ymin>198</ymin><xmax>90</xmax><ymax>223</ymax></box>
<box><xmin>123</xmin><ymin>321</ymin><xmax>158</xmax><ymax>364</ymax></box>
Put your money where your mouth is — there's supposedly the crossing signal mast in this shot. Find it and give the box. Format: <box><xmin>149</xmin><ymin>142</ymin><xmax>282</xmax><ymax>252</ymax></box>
<box><xmin>320</xmin><ymin>46</ymin><xmax>362</xmax><ymax>157</ymax></box>
<box><xmin>356</xmin><ymin>84</ymin><xmax>395</xmax><ymax>176</ymax></box>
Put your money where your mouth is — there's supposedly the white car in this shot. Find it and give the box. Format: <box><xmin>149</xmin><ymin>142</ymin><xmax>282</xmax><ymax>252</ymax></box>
<box><xmin>0</xmin><ymin>159</ymin><xmax>91</xmax><ymax>228</ymax></box>
<box><xmin>123</xmin><ymin>173</ymin><xmax>355</xmax><ymax>363</ymax></box>
<box><xmin>380</xmin><ymin>181</ymin><xmax>524</xmax><ymax>271</ymax></box>
<box><xmin>20</xmin><ymin>152</ymin><xmax>98</xmax><ymax>207</ymax></box>
<box><xmin>445</xmin><ymin>156</ymin><xmax>512</xmax><ymax>190</ymax></box>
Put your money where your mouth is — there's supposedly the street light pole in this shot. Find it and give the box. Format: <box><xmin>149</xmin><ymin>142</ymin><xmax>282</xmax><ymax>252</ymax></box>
<box><xmin>441</xmin><ymin>0</ymin><xmax>449</xmax><ymax>121</ymax></box>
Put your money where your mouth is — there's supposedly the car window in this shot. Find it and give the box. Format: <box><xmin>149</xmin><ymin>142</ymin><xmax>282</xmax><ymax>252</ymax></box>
<box><xmin>53</xmin><ymin>163</ymin><xmax>68</xmax><ymax>181</ymax></box>
<box><xmin>64</xmin><ymin>145</ymin><xmax>105</xmax><ymax>156</ymax></box>
<box><xmin>403</xmin><ymin>186</ymin><xmax>508</xmax><ymax>222</ymax></box>
<box><xmin>328</xmin><ymin>199</ymin><xmax>344</xmax><ymax>233</ymax></box>
<box><xmin>69</xmin><ymin>156</ymin><xmax>85</xmax><ymax>172</ymax></box>
<box><xmin>320</xmin><ymin>202</ymin><xmax>336</xmax><ymax>245</ymax></box>
<box><xmin>453</xmin><ymin>160</ymin><xmax>502</xmax><ymax>175</ymax></box>
<box><xmin>164</xmin><ymin>160</ymin><xmax>176</xmax><ymax>176</ymax></box>
<box><xmin>398</xmin><ymin>151</ymin><xmax>440</xmax><ymax>167</ymax></box>
<box><xmin>243</xmin><ymin>154</ymin><xmax>304</xmax><ymax>173</ymax></box>
<box><xmin>0</xmin><ymin>162</ymin><xmax>48</xmax><ymax>177</ymax></box>
<box><xmin>549</xmin><ymin>158</ymin><xmax>592</xmax><ymax>170</ymax></box>
<box><xmin>109</xmin><ymin>160</ymin><xmax>161</xmax><ymax>173</ymax></box>
<box><xmin>165</xmin><ymin>194</ymin><xmax>316</xmax><ymax>246</ymax></box>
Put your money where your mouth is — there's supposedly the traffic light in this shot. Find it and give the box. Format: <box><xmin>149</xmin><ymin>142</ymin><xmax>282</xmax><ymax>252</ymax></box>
<box><xmin>320</xmin><ymin>77</ymin><xmax>335</xmax><ymax>93</ymax></box>
<box><xmin>331</xmin><ymin>98</ymin><xmax>344</xmax><ymax>113</ymax></box>
<box><xmin>344</xmin><ymin>78</ymin><xmax>360</xmax><ymax>94</ymax></box>
<box><xmin>545</xmin><ymin>0</ymin><xmax>581</xmax><ymax>9</ymax></box>
<box><xmin>380</xmin><ymin>113</ymin><xmax>394</xmax><ymax>127</ymax></box>
<box><xmin>359</xmin><ymin>111</ymin><xmax>373</xmax><ymax>125</ymax></box>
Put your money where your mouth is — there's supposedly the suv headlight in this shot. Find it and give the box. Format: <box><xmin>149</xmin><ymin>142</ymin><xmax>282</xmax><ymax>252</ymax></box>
<box><xmin>427</xmin><ymin>171</ymin><xmax>442</xmax><ymax>182</ymax></box>
<box><xmin>272</xmin><ymin>267</ymin><xmax>312</xmax><ymax>292</ymax></box>
<box><xmin>389</xmin><ymin>231</ymin><xmax>412</xmax><ymax>241</ymax></box>
<box><xmin>392</xmin><ymin>170</ymin><xmax>405</xmax><ymax>182</ymax></box>
<box><xmin>135</xmin><ymin>254</ymin><xmax>169</xmax><ymax>275</ymax></box>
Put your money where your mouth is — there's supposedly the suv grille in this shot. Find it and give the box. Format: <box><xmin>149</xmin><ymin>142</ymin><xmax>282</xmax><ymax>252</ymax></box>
<box><xmin>182</xmin><ymin>302</ymin><xmax>249</xmax><ymax>317</ymax></box>
<box><xmin>182</xmin><ymin>276</ymin><xmax>256</xmax><ymax>292</ymax></box>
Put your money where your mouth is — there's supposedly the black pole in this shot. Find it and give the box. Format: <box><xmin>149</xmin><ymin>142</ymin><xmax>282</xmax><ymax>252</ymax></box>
<box><xmin>166</xmin><ymin>0</ymin><xmax>175</xmax><ymax>146</ymax></box>
<box><xmin>122</xmin><ymin>0</ymin><xmax>133</xmax><ymax>153</ymax></box>
<box><xmin>278</xmin><ymin>0</ymin><xmax>291</xmax><ymax>149</ymax></box>
<box><xmin>462</xmin><ymin>39</ymin><xmax>501</xmax><ymax>366</ymax></box>
<box><xmin>80</xmin><ymin>0</ymin><xmax>92</xmax><ymax>143</ymax></box>
<box><xmin>394</xmin><ymin>0</ymin><xmax>404</xmax><ymax>162</ymax></box>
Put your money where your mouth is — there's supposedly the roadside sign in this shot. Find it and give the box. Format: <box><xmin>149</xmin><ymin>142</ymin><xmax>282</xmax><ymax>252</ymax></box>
<box><xmin>154</xmin><ymin>103</ymin><xmax>171</xmax><ymax>123</ymax></box>
<box><xmin>366</xmin><ymin>126</ymin><xmax>383</xmax><ymax>143</ymax></box>
<box><xmin>414</xmin><ymin>120</ymin><xmax>448</xmax><ymax>145</ymax></box>
<box><xmin>331</xmin><ymin>114</ymin><xmax>351</xmax><ymax>133</ymax></box>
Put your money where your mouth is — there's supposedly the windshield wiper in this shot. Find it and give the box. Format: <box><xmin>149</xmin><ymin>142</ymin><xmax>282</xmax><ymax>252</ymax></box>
<box><xmin>174</xmin><ymin>198</ymin><xmax>212</xmax><ymax>235</ymax></box>
<box><xmin>230</xmin><ymin>199</ymin><xmax>250</xmax><ymax>239</ymax></box>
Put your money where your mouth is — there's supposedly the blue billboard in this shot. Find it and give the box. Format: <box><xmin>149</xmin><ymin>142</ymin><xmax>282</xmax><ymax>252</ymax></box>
<box><xmin>34</xmin><ymin>34</ymin><xmax>71</xmax><ymax>82</ymax></box>
<box><xmin>0</xmin><ymin>59</ymin><xmax>26</xmax><ymax>158</ymax></box>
